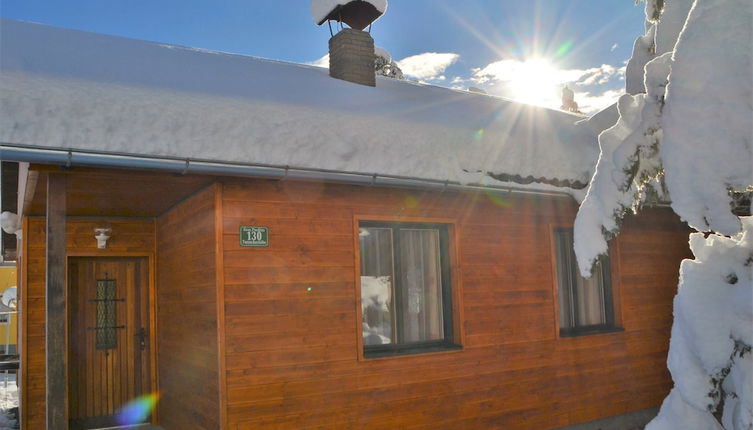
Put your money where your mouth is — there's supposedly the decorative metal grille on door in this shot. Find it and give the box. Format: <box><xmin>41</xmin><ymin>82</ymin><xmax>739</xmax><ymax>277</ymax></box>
<box><xmin>90</xmin><ymin>276</ymin><xmax>124</xmax><ymax>350</ymax></box>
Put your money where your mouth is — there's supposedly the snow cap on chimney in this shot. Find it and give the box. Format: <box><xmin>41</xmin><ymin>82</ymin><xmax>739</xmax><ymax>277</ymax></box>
<box><xmin>312</xmin><ymin>0</ymin><xmax>388</xmax><ymax>87</ymax></box>
<box><xmin>312</xmin><ymin>0</ymin><xmax>387</xmax><ymax>30</ymax></box>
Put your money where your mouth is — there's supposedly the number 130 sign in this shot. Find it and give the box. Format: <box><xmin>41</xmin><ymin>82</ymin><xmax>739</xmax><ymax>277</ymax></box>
<box><xmin>240</xmin><ymin>226</ymin><xmax>269</xmax><ymax>247</ymax></box>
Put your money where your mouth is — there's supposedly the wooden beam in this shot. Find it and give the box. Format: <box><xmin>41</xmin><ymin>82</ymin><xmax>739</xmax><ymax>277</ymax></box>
<box><xmin>46</xmin><ymin>173</ymin><xmax>67</xmax><ymax>429</ymax></box>
<box><xmin>17</xmin><ymin>163</ymin><xmax>38</xmax><ymax>218</ymax></box>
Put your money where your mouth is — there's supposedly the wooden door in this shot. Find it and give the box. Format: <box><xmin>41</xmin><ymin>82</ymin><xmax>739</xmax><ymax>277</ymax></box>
<box><xmin>68</xmin><ymin>257</ymin><xmax>152</xmax><ymax>429</ymax></box>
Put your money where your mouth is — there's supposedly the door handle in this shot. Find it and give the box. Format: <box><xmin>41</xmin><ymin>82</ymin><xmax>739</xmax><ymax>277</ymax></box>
<box><xmin>138</xmin><ymin>328</ymin><xmax>148</xmax><ymax>351</ymax></box>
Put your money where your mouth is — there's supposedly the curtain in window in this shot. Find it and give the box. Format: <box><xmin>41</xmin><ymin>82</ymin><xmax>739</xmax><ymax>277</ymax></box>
<box><xmin>398</xmin><ymin>229</ymin><xmax>443</xmax><ymax>343</ymax></box>
<box><xmin>573</xmin><ymin>264</ymin><xmax>606</xmax><ymax>326</ymax></box>
<box><xmin>556</xmin><ymin>229</ymin><xmax>608</xmax><ymax>329</ymax></box>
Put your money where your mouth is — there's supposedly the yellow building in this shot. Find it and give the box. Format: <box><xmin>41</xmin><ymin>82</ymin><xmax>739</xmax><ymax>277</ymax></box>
<box><xmin>0</xmin><ymin>265</ymin><xmax>17</xmax><ymax>353</ymax></box>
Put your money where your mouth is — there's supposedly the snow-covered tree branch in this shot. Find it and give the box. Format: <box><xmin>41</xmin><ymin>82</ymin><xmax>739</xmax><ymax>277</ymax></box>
<box><xmin>574</xmin><ymin>0</ymin><xmax>752</xmax><ymax>428</ymax></box>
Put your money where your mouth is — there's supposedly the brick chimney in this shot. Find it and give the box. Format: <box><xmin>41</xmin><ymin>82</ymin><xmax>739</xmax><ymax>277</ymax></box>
<box><xmin>328</xmin><ymin>28</ymin><xmax>376</xmax><ymax>87</ymax></box>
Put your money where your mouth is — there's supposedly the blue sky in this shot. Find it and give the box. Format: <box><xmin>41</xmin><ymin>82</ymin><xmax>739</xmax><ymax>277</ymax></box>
<box><xmin>1</xmin><ymin>1</ymin><xmax>646</xmax><ymax>113</ymax></box>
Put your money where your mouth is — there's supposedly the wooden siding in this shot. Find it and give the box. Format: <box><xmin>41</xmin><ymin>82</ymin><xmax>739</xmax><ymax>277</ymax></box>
<box><xmin>220</xmin><ymin>179</ymin><xmax>691</xmax><ymax>429</ymax></box>
<box><xmin>25</xmin><ymin>168</ymin><xmax>214</xmax><ymax>217</ymax></box>
<box><xmin>21</xmin><ymin>218</ymin><xmax>156</xmax><ymax>429</ymax></box>
<box><xmin>156</xmin><ymin>185</ymin><xmax>222</xmax><ymax>429</ymax></box>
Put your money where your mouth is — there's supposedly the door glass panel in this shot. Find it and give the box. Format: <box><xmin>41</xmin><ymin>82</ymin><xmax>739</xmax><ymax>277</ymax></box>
<box><xmin>95</xmin><ymin>278</ymin><xmax>117</xmax><ymax>350</ymax></box>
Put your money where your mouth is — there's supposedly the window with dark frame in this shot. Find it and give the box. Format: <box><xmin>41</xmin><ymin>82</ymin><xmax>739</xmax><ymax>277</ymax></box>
<box><xmin>554</xmin><ymin>227</ymin><xmax>620</xmax><ymax>337</ymax></box>
<box><xmin>359</xmin><ymin>221</ymin><xmax>459</xmax><ymax>357</ymax></box>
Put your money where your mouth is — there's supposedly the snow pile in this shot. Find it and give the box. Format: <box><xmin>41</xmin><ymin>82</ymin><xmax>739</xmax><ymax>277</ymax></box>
<box><xmin>311</xmin><ymin>0</ymin><xmax>387</xmax><ymax>24</ymax></box>
<box><xmin>360</xmin><ymin>276</ymin><xmax>391</xmax><ymax>314</ymax></box>
<box><xmin>361</xmin><ymin>276</ymin><xmax>392</xmax><ymax>345</ymax></box>
<box><xmin>647</xmin><ymin>218</ymin><xmax>753</xmax><ymax>430</ymax></box>
<box><xmin>625</xmin><ymin>24</ymin><xmax>655</xmax><ymax>95</ymax></box>
<box><xmin>653</xmin><ymin>0</ymin><xmax>693</xmax><ymax>55</ymax></box>
<box><xmin>374</xmin><ymin>47</ymin><xmax>404</xmax><ymax>80</ymax></box>
<box><xmin>661</xmin><ymin>0</ymin><xmax>753</xmax><ymax>236</ymax></box>
<box><xmin>624</xmin><ymin>0</ymin><xmax>693</xmax><ymax>95</ymax></box>
<box><xmin>374</xmin><ymin>47</ymin><xmax>391</xmax><ymax>63</ymax></box>
<box><xmin>0</xmin><ymin>19</ymin><xmax>600</xmax><ymax>193</ymax></box>
<box><xmin>0</xmin><ymin>373</ymin><xmax>18</xmax><ymax>429</ymax></box>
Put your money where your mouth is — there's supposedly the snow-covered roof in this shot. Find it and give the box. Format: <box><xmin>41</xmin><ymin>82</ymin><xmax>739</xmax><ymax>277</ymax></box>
<box><xmin>0</xmin><ymin>19</ymin><xmax>606</xmax><ymax>192</ymax></box>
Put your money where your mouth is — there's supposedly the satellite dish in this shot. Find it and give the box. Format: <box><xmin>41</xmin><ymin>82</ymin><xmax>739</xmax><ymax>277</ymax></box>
<box><xmin>2</xmin><ymin>287</ymin><xmax>16</xmax><ymax>309</ymax></box>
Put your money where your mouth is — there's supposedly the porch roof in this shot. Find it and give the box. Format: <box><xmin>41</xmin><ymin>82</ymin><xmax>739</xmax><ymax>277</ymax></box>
<box><xmin>0</xmin><ymin>19</ymin><xmax>616</xmax><ymax>196</ymax></box>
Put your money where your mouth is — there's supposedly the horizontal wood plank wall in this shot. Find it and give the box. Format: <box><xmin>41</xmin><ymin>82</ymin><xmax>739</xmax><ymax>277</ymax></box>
<box><xmin>156</xmin><ymin>185</ymin><xmax>221</xmax><ymax>429</ymax></box>
<box><xmin>22</xmin><ymin>218</ymin><xmax>156</xmax><ymax>429</ymax></box>
<box><xmin>220</xmin><ymin>179</ymin><xmax>691</xmax><ymax>430</ymax></box>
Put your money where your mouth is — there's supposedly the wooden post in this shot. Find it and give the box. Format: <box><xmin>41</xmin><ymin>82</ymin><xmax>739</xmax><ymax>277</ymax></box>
<box><xmin>46</xmin><ymin>173</ymin><xmax>67</xmax><ymax>429</ymax></box>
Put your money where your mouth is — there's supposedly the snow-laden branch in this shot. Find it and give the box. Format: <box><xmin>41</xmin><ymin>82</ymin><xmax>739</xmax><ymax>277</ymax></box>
<box><xmin>574</xmin><ymin>0</ymin><xmax>752</xmax><ymax>427</ymax></box>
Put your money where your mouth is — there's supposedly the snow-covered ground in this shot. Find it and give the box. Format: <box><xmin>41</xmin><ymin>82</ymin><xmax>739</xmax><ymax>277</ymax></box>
<box><xmin>0</xmin><ymin>372</ymin><xmax>18</xmax><ymax>430</ymax></box>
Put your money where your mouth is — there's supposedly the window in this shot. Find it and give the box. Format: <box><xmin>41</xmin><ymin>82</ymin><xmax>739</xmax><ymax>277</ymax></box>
<box><xmin>0</xmin><ymin>314</ymin><xmax>7</xmax><ymax>325</ymax></box>
<box><xmin>554</xmin><ymin>228</ymin><xmax>620</xmax><ymax>336</ymax></box>
<box><xmin>95</xmin><ymin>278</ymin><xmax>118</xmax><ymax>350</ymax></box>
<box><xmin>359</xmin><ymin>221</ymin><xmax>458</xmax><ymax>357</ymax></box>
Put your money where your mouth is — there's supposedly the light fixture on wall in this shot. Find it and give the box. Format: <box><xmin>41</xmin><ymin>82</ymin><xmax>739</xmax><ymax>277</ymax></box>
<box><xmin>94</xmin><ymin>228</ymin><xmax>112</xmax><ymax>249</ymax></box>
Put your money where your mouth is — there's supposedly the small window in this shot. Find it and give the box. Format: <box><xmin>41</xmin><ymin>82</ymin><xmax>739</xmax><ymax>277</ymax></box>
<box><xmin>0</xmin><ymin>314</ymin><xmax>8</xmax><ymax>325</ymax></box>
<box><xmin>95</xmin><ymin>278</ymin><xmax>118</xmax><ymax>350</ymax></box>
<box><xmin>359</xmin><ymin>221</ymin><xmax>458</xmax><ymax>357</ymax></box>
<box><xmin>554</xmin><ymin>228</ymin><xmax>620</xmax><ymax>336</ymax></box>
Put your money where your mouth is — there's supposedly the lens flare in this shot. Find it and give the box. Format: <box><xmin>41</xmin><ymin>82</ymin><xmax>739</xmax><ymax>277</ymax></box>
<box><xmin>475</xmin><ymin>129</ymin><xmax>485</xmax><ymax>139</ymax></box>
<box><xmin>404</xmin><ymin>195</ymin><xmax>419</xmax><ymax>209</ymax></box>
<box><xmin>116</xmin><ymin>393</ymin><xmax>159</xmax><ymax>426</ymax></box>
<box><xmin>485</xmin><ymin>191</ymin><xmax>512</xmax><ymax>208</ymax></box>
<box><xmin>555</xmin><ymin>40</ymin><xmax>574</xmax><ymax>58</ymax></box>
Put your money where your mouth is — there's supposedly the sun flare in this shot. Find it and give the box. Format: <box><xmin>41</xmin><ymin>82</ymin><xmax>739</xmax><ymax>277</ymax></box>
<box><xmin>506</xmin><ymin>58</ymin><xmax>563</xmax><ymax>107</ymax></box>
<box><xmin>474</xmin><ymin>56</ymin><xmax>581</xmax><ymax>109</ymax></box>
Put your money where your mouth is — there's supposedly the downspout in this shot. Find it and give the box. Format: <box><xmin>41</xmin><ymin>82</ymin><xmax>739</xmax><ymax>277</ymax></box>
<box><xmin>0</xmin><ymin>143</ymin><xmax>575</xmax><ymax>199</ymax></box>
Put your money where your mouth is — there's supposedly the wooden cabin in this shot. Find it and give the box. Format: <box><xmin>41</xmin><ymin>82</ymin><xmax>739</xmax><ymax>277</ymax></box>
<box><xmin>0</xmin><ymin>20</ymin><xmax>691</xmax><ymax>430</ymax></box>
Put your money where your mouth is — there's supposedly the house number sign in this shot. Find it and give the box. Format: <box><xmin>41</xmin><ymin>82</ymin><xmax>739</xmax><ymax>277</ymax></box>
<box><xmin>240</xmin><ymin>226</ymin><xmax>269</xmax><ymax>247</ymax></box>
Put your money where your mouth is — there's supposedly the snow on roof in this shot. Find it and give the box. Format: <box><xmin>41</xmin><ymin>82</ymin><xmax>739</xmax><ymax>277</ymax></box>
<box><xmin>0</xmin><ymin>19</ymin><xmax>604</xmax><ymax>192</ymax></box>
<box><xmin>311</xmin><ymin>0</ymin><xmax>387</xmax><ymax>25</ymax></box>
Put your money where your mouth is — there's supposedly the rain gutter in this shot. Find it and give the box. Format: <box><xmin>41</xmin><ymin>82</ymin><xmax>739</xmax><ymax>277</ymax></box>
<box><xmin>0</xmin><ymin>143</ymin><xmax>575</xmax><ymax>198</ymax></box>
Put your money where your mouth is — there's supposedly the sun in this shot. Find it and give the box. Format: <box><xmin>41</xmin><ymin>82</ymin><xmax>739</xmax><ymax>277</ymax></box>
<box><xmin>506</xmin><ymin>58</ymin><xmax>564</xmax><ymax>108</ymax></box>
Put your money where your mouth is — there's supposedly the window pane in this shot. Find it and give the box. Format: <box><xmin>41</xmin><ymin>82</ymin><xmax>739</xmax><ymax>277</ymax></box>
<box><xmin>95</xmin><ymin>278</ymin><xmax>117</xmax><ymax>350</ymax></box>
<box><xmin>555</xmin><ymin>229</ymin><xmax>610</xmax><ymax>331</ymax></box>
<box><xmin>555</xmin><ymin>231</ymin><xmax>575</xmax><ymax>329</ymax></box>
<box><xmin>360</xmin><ymin>228</ymin><xmax>395</xmax><ymax>345</ymax></box>
<box><xmin>574</xmin><ymin>262</ymin><xmax>606</xmax><ymax>326</ymax></box>
<box><xmin>398</xmin><ymin>229</ymin><xmax>444</xmax><ymax>343</ymax></box>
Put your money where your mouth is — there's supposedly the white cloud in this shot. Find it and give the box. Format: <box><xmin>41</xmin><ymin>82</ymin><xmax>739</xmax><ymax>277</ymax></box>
<box><xmin>396</xmin><ymin>52</ymin><xmax>460</xmax><ymax>80</ymax></box>
<box><xmin>574</xmin><ymin>89</ymin><xmax>623</xmax><ymax>115</ymax></box>
<box><xmin>577</xmin><ymin>64</ymin><xmax>619</xmax><ymax>86</ymax></box>
<box><xmin>467</xmin><ymin>58</ymin><xmax>625</xmax><ymax>113</ymax></box>
<box><xmin>471</xmin><ymin>59</ymin><xmax>586</xmax><ymax>107</ymax></box>
<box><xmin>473</xmin><ymin>59</ymin><xmax>586</xmax><ymax>85</ymax></box>
<box><xmin>307</xmin><ymin>54</ymin><xmax>329</xmax><ymax>68</ymax></box>
<box><xmin>473</xmin><ymin>59</ymin><xmax>624</xmax><ymax>89</ymax></box>
<box><xmin>617</xmin><ymin>65</ymin><xmax>627</xmax><ymax>81</ymax></box>
<box><xmin>611</xmin><ymin>43</ymin><xmax>619</xmax><ymax>52</ymax></box>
